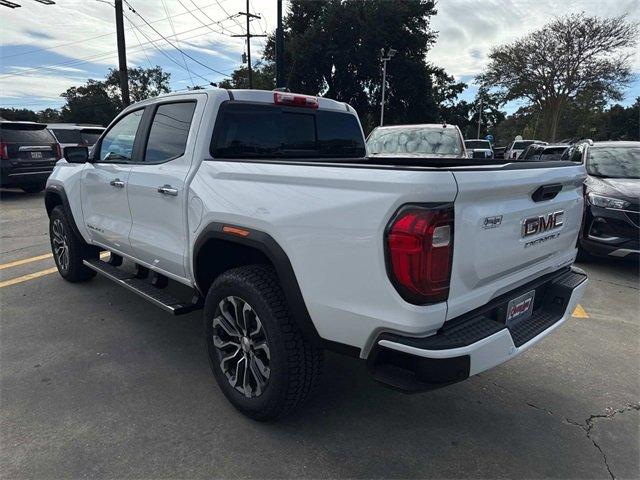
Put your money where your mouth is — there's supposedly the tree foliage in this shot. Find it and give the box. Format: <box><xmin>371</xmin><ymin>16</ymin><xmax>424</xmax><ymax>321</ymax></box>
<box><xmin>478</xmin><ymin>13</ymin><xmax>638</xmax><ymax>141</ymax></box>
<box><xmin>59</xmin><ymin>66</ymin><xmax>171</xmax><ymax>126</ymax></box>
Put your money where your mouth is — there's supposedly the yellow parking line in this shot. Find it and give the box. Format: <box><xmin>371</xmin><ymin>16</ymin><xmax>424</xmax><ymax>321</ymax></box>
<box><xmin>0</xmin><ymin>267</ymin><xmax>59</xmax><ymax>288</ymax></box>
<box><xmin>0</xmin><ymin>253</ymin><xmax>53</xmax><ymax>270</ymax></box>
<box><xmin>572</xmin><ymin>304</ymin><xmax>589</xmax><ymax>319</ymax></box>
<box><xmin>0</xmin><ymin>252</ymin><xmax>110</xmax><ymax>289</ymax></box>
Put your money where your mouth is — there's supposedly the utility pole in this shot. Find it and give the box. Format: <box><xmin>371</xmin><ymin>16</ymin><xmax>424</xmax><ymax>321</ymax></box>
<box><xmin>114</xmin><ymin>0</ymin><xmax>130</xmax><ymax>106</ymax></box>
<box><xmin>379</xmin><ymin>48</ymin><xmax>396</xmax><ymax>126</ymax></box>
<box><xmin>275</xmin><ymin>0</ymin><xmax>284</xmax><ymax>88</ymax></box>
<box><xmin>233</xmin><ymin>1</ymin><xmax>266</xmax><ymax>89</ymax></box>
<box><xmin>476</xmin><ymin>97</ymin><xmax>483</xmax><ymax>138</ymax></box>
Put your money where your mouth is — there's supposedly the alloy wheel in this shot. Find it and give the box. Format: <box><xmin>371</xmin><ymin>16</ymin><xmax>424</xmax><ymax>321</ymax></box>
<box><xmin>212</xmin><ymin>296</ymin><xmax>271</xmax><ymax>398</ymax></box>
<box><xmin>52</xmin><ymin>218</ymin><xmax>69</xmax><ymax>272</ymax></box>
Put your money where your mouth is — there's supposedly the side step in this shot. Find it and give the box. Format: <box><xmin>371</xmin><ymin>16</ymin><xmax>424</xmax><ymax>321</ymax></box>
<box><xmin>83</xmin><ymin>258</ymin><xmax>202</xmax><ymax>315</ymax></box>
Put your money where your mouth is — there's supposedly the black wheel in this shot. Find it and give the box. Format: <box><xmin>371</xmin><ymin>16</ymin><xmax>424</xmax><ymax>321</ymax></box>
<box><xmin>20</xmin><ymin>182</ymin><xmax>46</xmax><ymax>193</ymax></box>
<box><xmin>49</xmin><ymin>206</ymin><xmax>98</xmax><ymax>282</ymax></box>
<box><xmin>204</xmin><ymin>264</ymin><xmax>323</xmax><ymax>421</ymax></box>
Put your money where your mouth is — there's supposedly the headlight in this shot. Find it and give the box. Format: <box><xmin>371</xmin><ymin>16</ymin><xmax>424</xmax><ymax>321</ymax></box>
<box><xmin>587</xmin><ymin>193</ymin><xmax>630</xmax><ymax>210</ymax></box>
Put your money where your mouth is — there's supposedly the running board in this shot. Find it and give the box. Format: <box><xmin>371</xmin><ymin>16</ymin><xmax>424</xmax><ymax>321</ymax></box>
<box><xmin>83</xmin><ymin>258</ymin><xmax>202</xmax><ymax>315</ymax></box>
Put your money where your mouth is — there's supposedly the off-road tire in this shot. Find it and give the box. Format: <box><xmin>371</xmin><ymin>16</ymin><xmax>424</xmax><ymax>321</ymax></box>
<box><xmin>49</xmin><ymin>206</ymin><xmax>98</xmax><ymax>282</ymax></box>
<box><xmin>204</xmin><ymin>264</ymin><xmax>323</xmax><ymax>421</ymax></box>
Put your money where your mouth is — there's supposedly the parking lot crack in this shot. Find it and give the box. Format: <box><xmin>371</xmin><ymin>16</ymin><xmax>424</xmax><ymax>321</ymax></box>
<box><xmin>564</xmin><ymin>403</ymin><xmax>639</xmax><ymax>480</ymax></box>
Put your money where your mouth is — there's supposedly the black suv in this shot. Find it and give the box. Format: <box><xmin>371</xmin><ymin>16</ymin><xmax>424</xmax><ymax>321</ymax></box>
<box><xmin>0</xmin><ymin>120</ymin><xmax>61</xmax><ymax>193</ymax></box>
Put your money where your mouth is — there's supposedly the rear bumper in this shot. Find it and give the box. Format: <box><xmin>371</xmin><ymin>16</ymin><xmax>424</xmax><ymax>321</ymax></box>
<box><xmin>0</xmin><ymin>159</ymin><xmax>55</xmax><ymax>187</ymax></box>
<box><xmin>367</xmin><ymin>267</ymin><xmax>588</xmax><ymax>391</ymax></box>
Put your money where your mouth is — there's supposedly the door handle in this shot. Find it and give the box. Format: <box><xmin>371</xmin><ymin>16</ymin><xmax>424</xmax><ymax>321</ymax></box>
<box><xmin>109</xmin><ymin>178</ymin><xmax>125</xmax><ymax>188</ymax></box>
<box><xmin>157</xmin><ymin>184</ymin><xmax>178</xmax><ymax>196</ymax></box>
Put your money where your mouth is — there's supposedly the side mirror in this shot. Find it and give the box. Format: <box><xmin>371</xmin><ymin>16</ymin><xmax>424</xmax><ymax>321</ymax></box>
<box><xmin>64</xmin><ymin>146</ymin><xmax>89</xmax><ymax>163</ymax></box>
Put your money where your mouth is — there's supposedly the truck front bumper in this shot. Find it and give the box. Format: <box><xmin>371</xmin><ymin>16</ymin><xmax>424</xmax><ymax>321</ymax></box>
<box><xmin>367</xmin><ymin>267</ymin><xmax>588</xmax><ymax>391</ymax></box>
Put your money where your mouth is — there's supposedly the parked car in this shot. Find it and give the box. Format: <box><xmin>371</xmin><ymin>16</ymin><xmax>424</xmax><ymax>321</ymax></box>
<box><xmin>45</xmin><ymin>89</ymin><xmax>587</xmax><ymax>420</ymax></box>
<box><xmin>505</xmin><ymin>139</ymin><xmax>547</xmax><ymax>160</ymax></box>
<box><xmin>518</xmin><ymin>144</ymin><xmax>569</xmax><ymax>162</ymax></box>
<box><xmin>367</xmin><ymin>124</ymin><xmax>466</xmax><ymax>158</ymax></box>
<box><xmin>493</xmin><ymin>146</ymin><xmax>506</xmax><ymax>159</ymax></box>
<box><xmin>47</xmin><ymin>124</ymin><xmax>105</xmax><ymax>151</ymax></box>
<box><xmin>464</xmin><ymin>139</ymin><xmax>493</xmax><ymax>159</ymax></box>
<box><xmin>0</xmin><ymin>120</ymin><xmax>61</xmax><ymax>192</ymax></box>
<box><xmin>577</xmin><ymin>141</ymin><xmax>639</xmax><ymax>259</ymax></box>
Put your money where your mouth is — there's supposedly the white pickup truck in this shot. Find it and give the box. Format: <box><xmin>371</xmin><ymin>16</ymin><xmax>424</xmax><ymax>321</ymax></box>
<box><xmin>45</xmin><ymin>89</ymin><xmax>588</xmax><ymax>420</ymax></box>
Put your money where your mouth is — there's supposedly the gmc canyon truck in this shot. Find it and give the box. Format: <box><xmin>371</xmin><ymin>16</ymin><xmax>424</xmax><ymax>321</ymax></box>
<box><xmin>45</xmin><ymin>89</ymin><xmax>588</xmax><ymax>420</ymax></box>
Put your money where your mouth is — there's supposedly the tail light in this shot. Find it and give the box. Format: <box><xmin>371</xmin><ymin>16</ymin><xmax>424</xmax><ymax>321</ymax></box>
<box><xmin>512</xmin><ymin>152</ymin><xmax>517</xmax><ymax>159</ymax></box>
<box><xmin>385</xmin><ymin>204</ymin><xmax>454</xmax><ymax>304</ymax></box>
<box><xmin>273</xmin><ymin>91</ymin><xmax>319</xmax><ymax>109</ymax></box>
<box><xmin>53</xmin><ymin>143</ymin><xmax>62</xmax><ymax>159</ymax></box>
<box><xmin>0</xmin><ymin>142</ymin><xmax>8</xmax><ymax>160</ymax></box>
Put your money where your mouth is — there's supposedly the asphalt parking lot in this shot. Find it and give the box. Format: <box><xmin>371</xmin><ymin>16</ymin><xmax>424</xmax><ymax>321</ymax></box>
<box><xmin>1</xmin><ymin>189</ymin><xmax>638</xmax><ymax>479</ymax></box>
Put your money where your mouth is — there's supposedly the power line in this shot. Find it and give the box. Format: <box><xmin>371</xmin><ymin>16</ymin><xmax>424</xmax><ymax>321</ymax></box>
<box><xmin>123</xmin><ymin>12</ymin><xmax>216</xmax><ymax>85</ymax></box>
<box><xmin>0</xmin><ymin>0</ymin><xmax>235</xmax><ymax>60</ymax></box>
<box><xmin>123</xmin><ymin>0</ymin><xmax>230</xmax><ymax>77</ymax></box>
<box><xmin>160</xmin><ymin>0</ymin><xmax>194</xmax><ymax>87</ymax></box>
<box><xmin>0</xmin><ymin>20</ymin><xmax>233</xmax><ymax>79</ymax></box>
<box><xmin>183</xmin><ymin>0</ymin><xmax>243</xmax><ymax>37</ymax></box>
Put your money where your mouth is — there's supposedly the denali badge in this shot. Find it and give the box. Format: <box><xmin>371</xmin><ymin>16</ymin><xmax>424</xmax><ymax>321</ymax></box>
<box><xmin>483</xmin><ymin>215</ymin><xmax>503</xmax><ymax>229</ymax></box>
<box><xmin>522</xmin><ymin>211</ymin><xmax>564</xmax><ymax>238</ymax></box>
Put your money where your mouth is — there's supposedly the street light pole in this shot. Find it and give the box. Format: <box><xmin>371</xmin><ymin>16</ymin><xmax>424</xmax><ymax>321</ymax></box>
<box><xmin>379</xmin><ymin>47</ymin><xmax>396</xmax><ymax>126</ymax></box>
<box><xmin>476</xmin><ymin>97</ymin><xmax>483</xmax><ymax>138</ymax></box>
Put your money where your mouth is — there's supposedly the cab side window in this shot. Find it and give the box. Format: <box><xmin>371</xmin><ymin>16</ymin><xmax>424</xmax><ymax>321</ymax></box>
<box><xmin>144</xmin><ymin>102</ymin><xmax>196</xmax><ymax>163</ymax></box>
<box><xmin>98</xmin><ymin>109</ymin><xmax>144</xmax><ymax>162</ymax></box>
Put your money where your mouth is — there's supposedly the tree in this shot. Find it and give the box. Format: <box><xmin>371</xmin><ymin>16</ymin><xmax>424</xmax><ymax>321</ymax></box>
<box><xmin>60</xmin><ymin>79</ymin><xmax>121</xmax><ymax>126</ymax></box>
<box><xmin>105</xmin><ymin>66</ymin><xmax>171</xmax><ymax>104</ymax></box>
<box><xmin>60</xmin><ymin>66</ymin><xmax>171</xmax><ymax>125</ymax></box>
<box><xmin>218</xmin><ymin>62</ymin><xmax>275</xmax><ymax>90</ymax></box>
<box><xmin>477</xmin><ymin>13</ymin><xmax>638</xmax><ymax>141</ymax></box>
<box><xmin>245</xmin><ymin>0</ymin><xmax>440</xmax><ymax>133</ymax></box>
<box><xmin>0</xmin><ymin>108</ymin><xmax>38</xmax><ymax>122</ymax></box>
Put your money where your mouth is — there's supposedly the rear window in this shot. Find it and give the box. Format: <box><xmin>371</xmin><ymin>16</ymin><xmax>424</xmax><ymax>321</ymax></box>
<box><xmin>465</xmin><ymin>140</ymin><xmax>491</xmax><ymax>149</ymax></box>
<box><xmin>0</xmin><ymin>124</ymin><xmax>56</xmax><ymax>143</ymax></box>
<box><xmin>211</xmin><ymin>102</ymin><xmax>366</xmax><ymax>159</ymax></box>
<box><xmin>51</xmin><ymin>129</ymin><xmax>82</xmax><ymax>144</ymax></box>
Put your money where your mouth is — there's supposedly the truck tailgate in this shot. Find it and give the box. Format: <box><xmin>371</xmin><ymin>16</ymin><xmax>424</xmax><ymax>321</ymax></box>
<box><xmin>446</xmin><ymin>164</ymin><xmax>586</xmax><ymax>320</ymax></box>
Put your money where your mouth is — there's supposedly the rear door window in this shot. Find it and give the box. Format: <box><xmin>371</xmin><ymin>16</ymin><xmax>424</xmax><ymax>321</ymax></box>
<box><xmin>211</xmin><ymin>102</ymin><xmax>366</xmax><ymax>159</ymax></box>
<box><xmin>144</xmin><ymin>102</ymin><xmax>196</xmax><ymax>163</ymax></box>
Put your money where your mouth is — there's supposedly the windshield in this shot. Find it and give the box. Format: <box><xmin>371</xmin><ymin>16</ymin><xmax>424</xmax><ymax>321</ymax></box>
<box><xmin>367</xmin><ymin>127</ymin><xmax>463</xmax><ymax>156</ymax></box>
<box><xmin>586</xmin><ymin>146</ymin><xmax>640</xmax><ymax>179</ymax></box>
<box><xmin>465</xmin><ymin>140</ymin><xmax>491</xmax><ymax>149</ymax></box>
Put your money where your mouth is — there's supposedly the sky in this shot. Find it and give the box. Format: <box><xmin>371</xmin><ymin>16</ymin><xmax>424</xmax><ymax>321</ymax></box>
<box><xmin>1</xmin><ymin>0</ymin><xmax>639</xmax><ymax>115</ymax></box>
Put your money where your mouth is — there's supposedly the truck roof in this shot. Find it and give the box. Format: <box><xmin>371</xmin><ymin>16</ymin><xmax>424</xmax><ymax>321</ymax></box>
<box><xmin>128</xmin><ymin>88</ymin><xmax>352</xmax><ymax>113</ymax></box>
